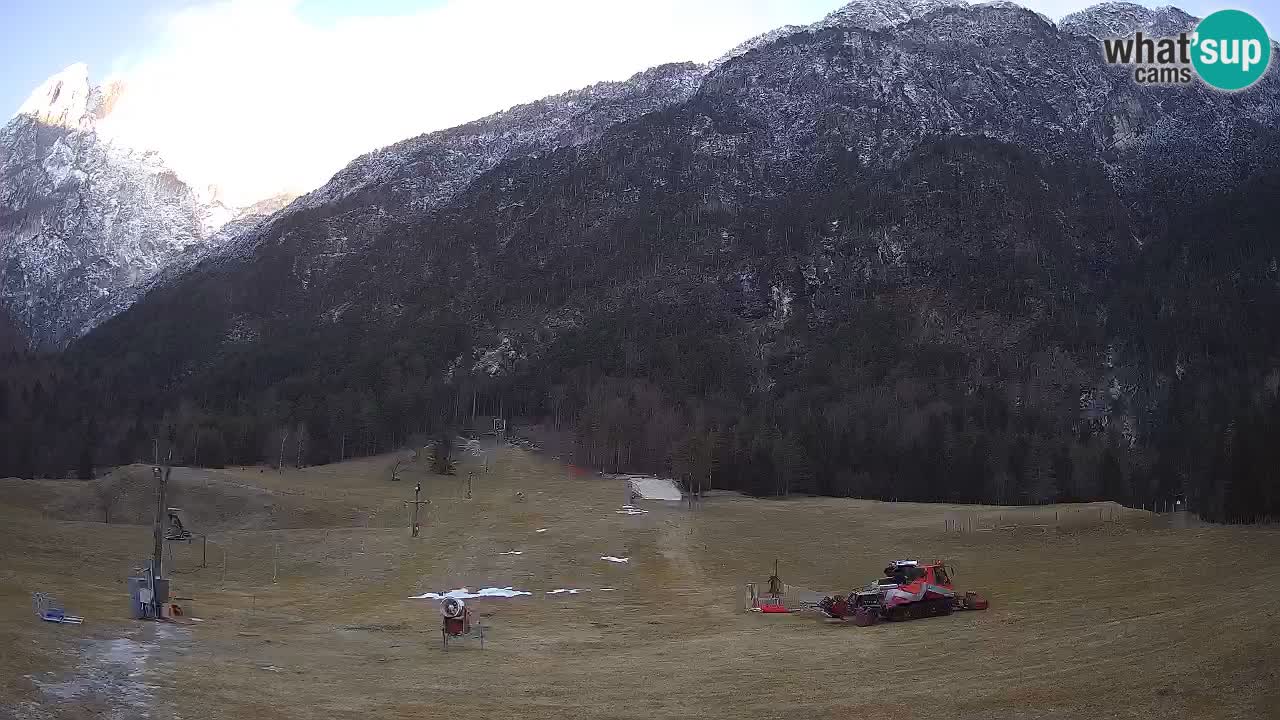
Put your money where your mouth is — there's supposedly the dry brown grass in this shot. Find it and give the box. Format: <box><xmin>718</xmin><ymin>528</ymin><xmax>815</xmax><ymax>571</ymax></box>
<box><xmin>2</xmin><ymin>446</ymin><xmax>1279</xmax><ymax>719</ymax></box>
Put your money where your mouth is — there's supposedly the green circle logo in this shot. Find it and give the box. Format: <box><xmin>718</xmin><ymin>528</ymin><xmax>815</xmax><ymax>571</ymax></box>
<box><xmin>1193</xmin><ymin>10</ymin><xmax>1272</xmax><ymax>91</ymax></box>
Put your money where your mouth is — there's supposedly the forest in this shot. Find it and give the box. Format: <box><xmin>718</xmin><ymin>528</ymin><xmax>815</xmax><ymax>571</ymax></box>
<box><xmin>2</xmin><ymin>135</ymin><xmax>1278</xmax><ymax>524</ymax></box>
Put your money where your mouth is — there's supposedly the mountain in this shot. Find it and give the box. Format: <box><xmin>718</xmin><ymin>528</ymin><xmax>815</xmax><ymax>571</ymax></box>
<box><xmin>288</xmin><ymin>63</ymin><xmax>706</xmax><ymax>220</ymax></box>
<box><xmin>1058</xmin><ymin>2</ymin><xmax>1198</xmax><ymax>38</ymax></box>
<box><xmin>0</xmin><ymin>64</ymin><xmax>284</xmax><ymax>350</ymax></box>
<box><xmin>816</xmin><ymin>0</ymin><xmax>961</xmax><ymax>30</ymax></box>
<box><xmin>10</xmin><ymin>1</ymin><xmax>1280</xmax><ymax>521</ymax></box>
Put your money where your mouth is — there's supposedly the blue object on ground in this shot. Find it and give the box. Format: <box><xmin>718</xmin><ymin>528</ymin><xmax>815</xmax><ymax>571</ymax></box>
<box><xmin>33</xmin><ymin>592</ymin><xmax>84</xmax><ymax>625</ymax></box>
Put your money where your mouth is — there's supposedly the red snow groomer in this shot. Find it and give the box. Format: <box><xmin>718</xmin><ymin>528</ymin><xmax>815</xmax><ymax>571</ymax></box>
<box><xmin>819</xmin><ymin>560</ymin><xmax>988</xmax><ymax>626</ymax></box>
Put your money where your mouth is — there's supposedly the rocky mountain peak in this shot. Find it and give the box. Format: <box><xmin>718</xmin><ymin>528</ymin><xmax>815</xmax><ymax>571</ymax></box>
<box><xmin>817</xmin><ymin>0</ymin><xmax>963</xmax><ymax>31</ymax></box>
<box><xmin>1059</xmin><ymin>2</ymin><xmax>1198</xmax><ymax>39</ymax></box>
<box><xmin>0</xmin><ymin>65</ymin><xmax>286</xmax><ymax>350</ymax></box>
<box><xmin>713</xmin><ymin>0</ymin><xmax>966</xmax><ymax>68</ymax></box>
<box><xmin>14</xmin><ymin>63</ymin><xmax>95</xmax><ymax>129</ymax></box>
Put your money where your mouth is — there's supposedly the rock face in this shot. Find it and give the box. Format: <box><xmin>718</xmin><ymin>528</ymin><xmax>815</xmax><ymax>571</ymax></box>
<box><xmin>0</xmin><ymin>64</ymin><xmax>259</xmax><ymax>350</ymax></box>
<box><xmin>1058</xmin><ymin>2</ymin><xmax>1199</xmax><ymax>38</ymax></box>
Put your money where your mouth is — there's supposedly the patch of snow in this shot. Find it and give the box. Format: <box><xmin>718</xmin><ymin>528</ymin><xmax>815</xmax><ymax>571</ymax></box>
<box><xmin>771</xmin><ymin>284</ymin><xmax>793</xmax><ymax>321</ymax></box>
<box><xmin>536</xmin><ymin>528</ymin><xmax>548</xmax><ymax>533</ymax></box>
<box><xmin>472</xmin><ymin>335</ymin><xmax>519</xmax><ymax>377</ymax></box>
<box><xmin>619</xmin><ymin>475</ymin><xmax>683</xmax><ymax>501</ymax></box>
<box><xmin>601</xmin><ymin>556</ymin><xmax>630</xmax><ymax>564</ymax></box>
<box><xmin>409</xmin><ymin>587</ymin><xmax>531</xmax><ymax>600</ymax></box>
<box><xmin>499</xmin><ymin>550</ymin><xmax>524</xmax><ymax>555</ymax></box>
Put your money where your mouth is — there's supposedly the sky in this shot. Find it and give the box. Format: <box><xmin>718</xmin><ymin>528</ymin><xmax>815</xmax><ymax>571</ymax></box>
<box><xmin>2</xmin><ymin>0</ymin><xmax>1277</xmax><ymax>206</ymax></box>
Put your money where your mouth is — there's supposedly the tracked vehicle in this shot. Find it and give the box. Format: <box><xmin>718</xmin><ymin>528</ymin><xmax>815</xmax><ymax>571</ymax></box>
<box><xmin>818</xmin><ymin>560</ymin><xmax>988</xmax><ymax>626</ymax></box>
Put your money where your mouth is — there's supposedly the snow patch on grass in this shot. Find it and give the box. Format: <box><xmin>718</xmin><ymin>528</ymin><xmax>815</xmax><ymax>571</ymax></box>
<box><xmin>409</xmin><ymin>587</ymin><xmax>531</xmax><ymax>600</ymax></box>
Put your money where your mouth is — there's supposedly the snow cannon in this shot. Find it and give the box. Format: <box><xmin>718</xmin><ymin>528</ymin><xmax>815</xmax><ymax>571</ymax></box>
<box><xmin>440</xmin><ymin>597</ymin><xmax>486</xmax><ymax>649</ymax></box>
<box><xmin>441</xmin><ymin>597</ymin><xmax>470</xmax><ymax>636</ymax></box>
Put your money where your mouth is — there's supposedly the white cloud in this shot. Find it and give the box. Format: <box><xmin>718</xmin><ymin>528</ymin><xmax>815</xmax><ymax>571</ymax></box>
<box><xmin>96</xmin><ymin>0</ymin><xmax>829</xmax><ymax>206</ymax></box>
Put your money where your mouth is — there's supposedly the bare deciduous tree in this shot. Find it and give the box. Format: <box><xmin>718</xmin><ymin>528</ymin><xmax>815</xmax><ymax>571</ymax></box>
<box><xmin>95</xmin><ymin>476</ymin><xmax>123</xmax><ymax>523</ymax></box>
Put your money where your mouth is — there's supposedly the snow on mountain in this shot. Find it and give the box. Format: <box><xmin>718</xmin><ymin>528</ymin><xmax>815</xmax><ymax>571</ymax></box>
<box><xmin>0</xmin><ymin>0</ymin><xmax>1258</xmax><ymax>352</ymax></box>
<box><xmin>291</xmin><ymin>62</ymin><xmax>706</xmax><ymax>217</ymax></box>
<box><xmin>15</xmin><ymin>63</ymin><xmax>96</xmax><ymax>129</ymax></box>
<box><xmin>712</xmin><ymin>25</ymin><xmax>812</xmax><ymax>68</ymax></box>
<box><xmin>0</xmin><ymin>65</ymin><xmax>284</xmax><ymax>350</ymax></box>
<box><xmin>816</xmin><ymin>0</ymin><xmax>962</xmax><ymax>31</ymax></box>
<box><xmin>1059</xmin><ymin>2</ymin><xmax>1198</xmax><ymax>39</ymax></box>
<box><xmin>714</xmin><ymin>0</ymin><xmax>966</xmax><ymax>68</ymax></box>
<box><xmin>196</xmin><ymin>61</ymin><xmax>708</xmax><ymax>271</ymax></box>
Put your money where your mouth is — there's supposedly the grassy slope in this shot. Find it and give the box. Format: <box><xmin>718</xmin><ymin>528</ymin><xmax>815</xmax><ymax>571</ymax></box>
<box><xmin>2</xmin><ymin>447</ymin><xmax>1279</xmax><ymax>719</ymax></box>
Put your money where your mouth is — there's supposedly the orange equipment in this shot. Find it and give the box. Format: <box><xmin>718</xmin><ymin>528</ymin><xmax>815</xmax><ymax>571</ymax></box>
<box><xmin>819</xmin><ymin>560</ymin><xmax>988</xmax><ymax>626</ymax></box>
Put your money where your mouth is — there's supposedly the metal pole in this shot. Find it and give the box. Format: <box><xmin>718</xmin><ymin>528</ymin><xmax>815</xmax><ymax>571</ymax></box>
<box><xmin>412</xmin><ymin>483</ymin><xmax>421</xmax><ymax>537</ymax></box>
<box><xmin>201</xmin><ymin>535</ymin><xmax>208</xmax><ymax>568</ymax></box>
<box><xmin>151</xmin><ymin>466</ymin><xmax>167</xmax><ymax>580</ymax></box>
<box><xmin>150</xmin><ymin>465</ymin><xmax>169</xmax><ymax>618</ymax></box>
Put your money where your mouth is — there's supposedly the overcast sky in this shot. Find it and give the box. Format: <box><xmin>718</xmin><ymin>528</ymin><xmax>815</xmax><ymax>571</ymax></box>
<box><xmin>1</xmin><ymin>0</ymin><xmax>1275</xmax><ymax>205</ymax></box>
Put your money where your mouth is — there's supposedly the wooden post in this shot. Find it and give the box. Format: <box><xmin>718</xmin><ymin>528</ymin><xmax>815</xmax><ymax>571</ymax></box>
<box><xmin>278</xmin><ymin>429</ymin><xmax>288</xmax><ymax>472</ymax></box>
<box><xmin>201</xmin><ymin>535</ymin><xmax>208</xmax><ymax>568</ymax></box>
<box><xmin>272</xmin><ymin>544</ymin><xmax>278</xmax><ymax>583</ymax></box>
